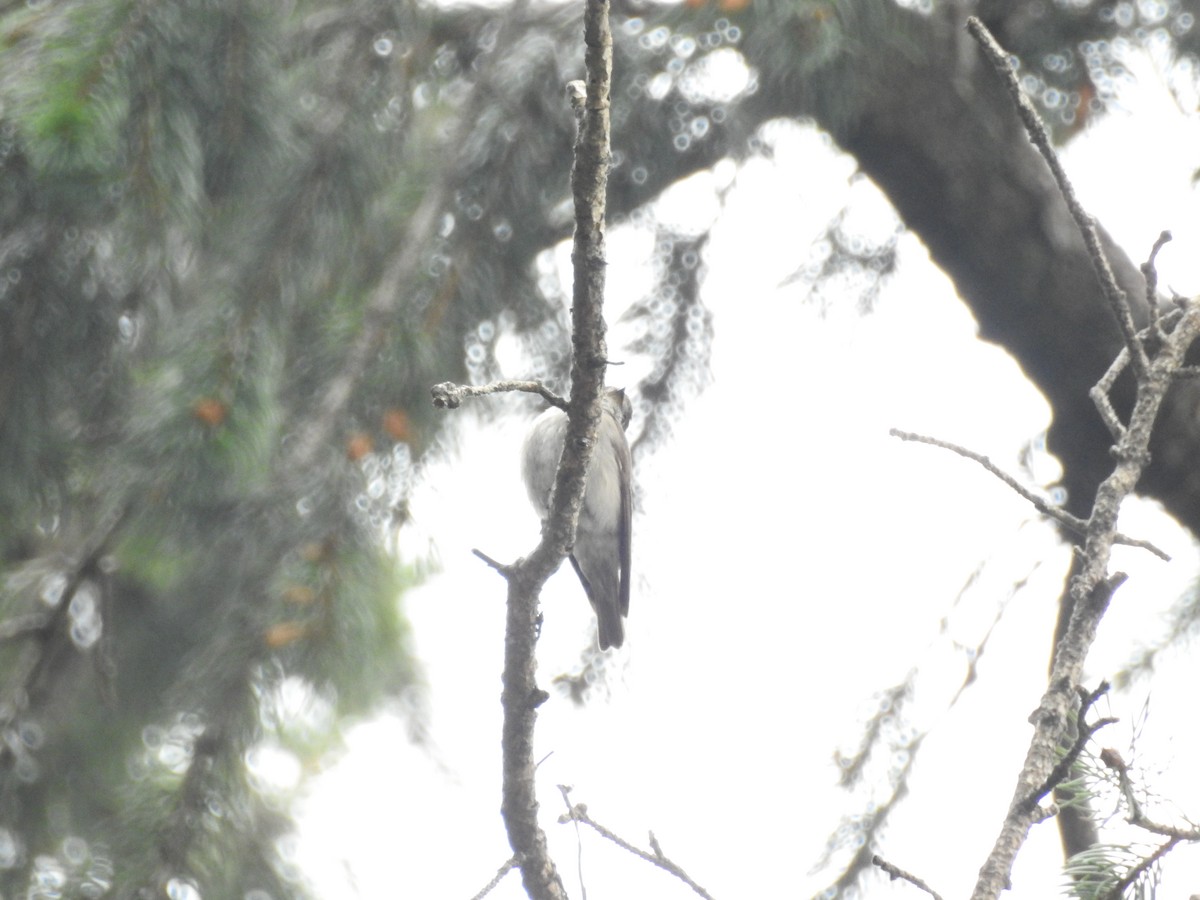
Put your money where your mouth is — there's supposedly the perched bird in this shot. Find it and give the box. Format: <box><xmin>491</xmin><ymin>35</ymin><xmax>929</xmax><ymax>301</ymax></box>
<box><xmin>521</xmin><ymin>388</ymin><xmax>633</xmax><ymax>649</ymax></box>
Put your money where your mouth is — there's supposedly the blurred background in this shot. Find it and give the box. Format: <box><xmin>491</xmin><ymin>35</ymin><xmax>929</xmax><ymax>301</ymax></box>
<box><xmin>2</xmin><ymin>0</ymin><xmax>1200</xmax><ymax>897</ymax></box>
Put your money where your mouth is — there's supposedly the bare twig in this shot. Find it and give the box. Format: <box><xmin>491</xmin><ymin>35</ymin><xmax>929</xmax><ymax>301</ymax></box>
<box><xmin>559</xmin><ymin>803</ymin><xmax>717</xmax><ymax>900</ymax></box>
<box><xmin>1104</xmin><ymin>836</ymin><xmax>1182</xmax><ymax>900</ymax></box>
<box><xmin>471</xmin><ymin>548</ymin><xmax>511</xmax><ymax>573</ymax></box>
<box><xmin>1089</xmin><ymin>347</ymin><xmax>1131</xmax><ymax>442</ymax></box>
<box><xmin>431</xmin><ymin>380</ymin><xmax>568</xmax><ymax>411</ymax></box>
<box><xmin>1089</xmin><ymin>302</ymin><xmax>1187</xmax><ymax>439</ymax></box>
<box><xmin>872</xmin><ymin>855</ymin><xmax>943</xmax><ymax>900</ymax></box>
<box><xmin>888</xmin><ymin>429</ymin><xmax>1169</xmax><ymax>561</ymax></box>
<box><xmin>966</xmin><ymin>17</ymin><xmax>1148</xmax><ymax>381</ymax></box>
<box><xmin>1140</xmin><ymin>230</ymin><xmax>1172</xmax><ymax>339</ymax></box>
<box><xmin>468</xmin><ymin>856</ymin><xmax>521</xmax><ymax>900</ymax></box>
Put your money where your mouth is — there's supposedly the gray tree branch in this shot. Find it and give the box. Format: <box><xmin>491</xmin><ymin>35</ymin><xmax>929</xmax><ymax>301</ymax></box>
<box><xmin>964</xmin><ymin>18</ymin><xmax>1200</xmax><ymax>900</ymax></box>
<box><xmin>496</xmin><ymin>2</ymin><xmax>614</xmax><ymax>898</ymax></box>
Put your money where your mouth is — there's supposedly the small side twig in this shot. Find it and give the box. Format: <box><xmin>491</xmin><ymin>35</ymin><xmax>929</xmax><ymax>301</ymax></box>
<box><xmin>431</xmin><ymin>380</ymin><xmax>568</xmax><ymax>411</ymax></box>
<box><xmin>1140</xmin><ymin>230</ymin><xmax>1172</xmax><ymax>339</ymax></box>
<box><xmin>872</xmin><ymin>855</ymin><xmax>943</xmax><ymax>900</ymax></box>
<box><xmin>888</xmin><ymin>429</ymin><xmax>1169</xmax><ymax>561</ymax></box>
<box><xmin>1089</xmin><ymin>286</ymin><xmax>1186</xmax><ymax>441</ymax></box>
<box><xmin>1089</xmin><ymin>346</ymin><xmax>1131</xmax><ymax>442</ymax></box>
<box><xmin>472</xmin><ymin>548</ymin><xmax>510</xmax><ymax>573</ymax></box>
<box><xmin>559</xmin><ymin>803</ymin><xmax>717</xmax><ymax>900</ymax></box>
<box><xmin>468</xmin><ymin>855</ymin><xmax>521</xmax><ymax>900</ymax></box>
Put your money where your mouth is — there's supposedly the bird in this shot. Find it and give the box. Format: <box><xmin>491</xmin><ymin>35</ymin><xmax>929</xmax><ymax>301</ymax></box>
<box><xmin>521</xmin><ymin>387</ymin><xmax>633</xmax><ymax>650</ymax></box>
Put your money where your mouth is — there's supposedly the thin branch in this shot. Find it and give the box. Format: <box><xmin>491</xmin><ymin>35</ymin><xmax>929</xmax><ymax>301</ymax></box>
<box><xmin>887</xmin><ymin>429</ymin><xmax>1169</xmax><ymax>561</ymax></box>
<box><xmin>1089</xmin><ymin>297</ymin><xmax>1185</xmax><ymax>440</ymax></box>
<box><xmin>871</xmin><ymin>855</ymin><xmax>943</xmax><ymax>900</ymax></box>
<box><xmin>468</xmin><ymin>856</ymin><xmax>521</xmax><ymax>900</ymax></box>
<box><xmin>1104</xmin><ymin>837</ymin><xmax>1181</xmax><ymax>900</ymax></box>
<box><xmin>1140</xmin><ymin>230</ymin><xmax>1172</xmax><ymax>340</ymax></box>
<box><xmin>1090</xmin><ymin>303</ymin><xmax>1188</xmax><ymax>439</ymax></box>
<box><xmin>1089</xmin><ymin>347</ymin><xmax>1131</xmax><ymax>442</ymax></box>
<box><xmin>472</xmin><ymin>548</ymin><xmax>512</xmax><ymax>573</ymax></box>
<box><xmin>965</xmin><ymin>17</ymin><xmax>1149</xmax><ymax>381</ymax></box>
<box><xmin>431</xmin><ymin>380</ymin><xmax>568</xmax><ymax>411</ymax></box>
<box><xmin>559</xmin><ymin>803</ymin><xmax>717</xmax><ymax>900</ymax></box>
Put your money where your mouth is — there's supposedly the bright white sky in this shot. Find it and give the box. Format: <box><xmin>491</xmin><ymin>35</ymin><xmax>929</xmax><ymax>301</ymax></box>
<box><xmin>292</xmin><ymin>41</ymin><xmax>1200</xmax><ymax>900</ymax></box>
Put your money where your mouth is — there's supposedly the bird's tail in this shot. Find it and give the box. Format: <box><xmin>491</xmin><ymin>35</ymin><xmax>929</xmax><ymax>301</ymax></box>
<box><xmin>570</xmin><ymin>554</ymin><xmax>625</xmax><ymax>650</ymax></box>
<box><xmin>596</xmin><ymin>606</ymin><xmax>624</xmax><ymax>650</ymax></box>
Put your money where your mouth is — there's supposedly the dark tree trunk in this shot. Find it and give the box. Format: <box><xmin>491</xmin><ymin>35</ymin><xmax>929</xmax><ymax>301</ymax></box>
<box><xmin>824</xmin><ymin>9</ymin><xmax>1200</xmax><ymax>538</ymax></box>
<box><xmin>811</xmin><ymin>6</ymin><xmax>1196</xmax><ymax>862</ymax></box>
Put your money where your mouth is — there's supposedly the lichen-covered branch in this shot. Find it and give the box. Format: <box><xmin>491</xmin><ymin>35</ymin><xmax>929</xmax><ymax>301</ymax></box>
<box><xmin>495</xmin><ymin>1</ymin><xmax>614</xmax><ymax>898</ymax></box>
<box><xmin>964</xmin><ymin>17</ymin><xmax>1200</xmax><ymax>899</ymax></box>
<box><xmin>969</xmin><ymin>280</ymin><xmax>1200</xmax><ymax>900</ymax></box>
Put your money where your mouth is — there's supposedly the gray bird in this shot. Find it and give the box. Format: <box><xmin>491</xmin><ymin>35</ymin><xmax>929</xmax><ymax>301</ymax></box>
<box><xmin>521</xmin><ymin>388</ymin><xmax>633</xmax><ymax>650</ymax></box>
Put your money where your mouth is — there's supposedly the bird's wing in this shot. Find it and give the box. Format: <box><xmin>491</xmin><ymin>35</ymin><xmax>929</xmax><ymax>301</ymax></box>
<box><xmin>616</xmin><ymin>430</ymin><xmax>632</xmax><ymax>617</ymax></box>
